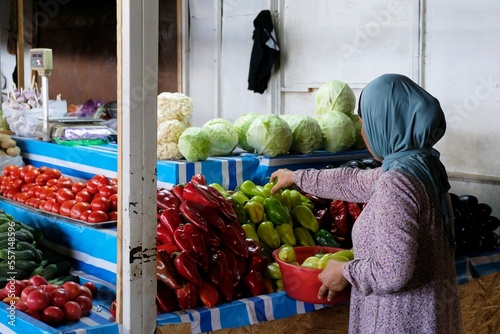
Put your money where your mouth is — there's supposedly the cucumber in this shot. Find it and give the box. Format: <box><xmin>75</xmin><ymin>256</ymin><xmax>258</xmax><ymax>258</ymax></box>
<box><xmin>14</xmin><ymin>260</ymin><xmax>37</xmax><ymax>273</ymax></box>
<box><xmin>0</xmin><ymin>267</ymin><xmax>31</xmax><ymax>279</ymax></box>
<box><xmin>0</xmin><ymin>230</ymin><xmax>33</xmax><ymax>244</ymax></box>
<box><xmin>0</xmin><ymin>249</ymin><xmax>35</xmax><ymax>261</ymax></box>
<box><xmin>48</xmin><ymin>274</ymin><xmax>80</xmax><ymax>286</ymax></box>
<box><xmin>0</xmin><ymin>221</ymin><xmax>19</xmax><ymax>233</ymax></box>
<box><xmin>19</xmin><ymin>228</ymin><xmax>35</xmax><ymax>243</ymax></box>
<box><xmin>15</xmin><ymin>221</ymin><xmax>36</xmax><ymax>235</ymax></box>
<box><xmin>16</xmin><ymin>241</ymin><xmax>43</xmax><ymax>264</ymax></box>
<box><xmin>31</xmin><ymin>265</ymin><xmax>45</xmax><ymax>277</ymax></box>
<box><xmin>41</xmin><ymin>263</ymin><xmax>58</xmax><ymax>280</ymax></box>
<box><xmin>53</xmin><ymin>260</ymin><xmax>73</xmax><ymax>276</ymax></box>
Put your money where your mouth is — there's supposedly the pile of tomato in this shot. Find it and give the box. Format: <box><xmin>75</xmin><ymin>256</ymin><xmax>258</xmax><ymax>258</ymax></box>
<box><xmin>1</xmin><ymin>275</ymin><xmax>98</xmax><ymax>327</ymax></box>
<box><xmin>0</xmin><ymin>165</ymin><xmax>117</xmax><ymax>223</ymax></box>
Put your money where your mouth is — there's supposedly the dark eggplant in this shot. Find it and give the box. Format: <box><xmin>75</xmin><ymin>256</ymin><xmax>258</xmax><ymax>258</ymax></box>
<box><xmin>474</xmin><ymin>203</ymin><xmax>492</xmax><ymax>218</ymax></box>
<box><xmin>341</xmin><ymin>160</ymin><xmax>366</xmax><ymax>169</ymax></box>
<box><xmin>483</xmin><ymin>216</ymin><xmax>500</xmax><ymax>232</ymax></box>
<box><xmin>361</xmin><ymin>158</ymin><xmax>382</xmax><ymax>169</ymax></box>
<box><xmin>449</xmin><ymin>193</ymin><xmax>461</xmax><ymax>209</ymax></box>
<box><xmin>458</xmin><ymin>195</ymin><xmax>479</xmax><ymax>209</ymax></box>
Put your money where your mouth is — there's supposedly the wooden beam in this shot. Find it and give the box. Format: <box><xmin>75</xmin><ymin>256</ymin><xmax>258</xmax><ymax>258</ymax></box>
<box><xmin>17</xmin><ymin>0</ymin><xmax>25</xmax><ymax>88</ymax></box>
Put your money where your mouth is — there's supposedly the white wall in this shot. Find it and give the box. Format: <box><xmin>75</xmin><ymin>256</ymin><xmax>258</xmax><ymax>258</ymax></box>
<box><xmin>186</xmin><ymin>0</ymin><xmax>500</xmax><ymax>215</ymax></box>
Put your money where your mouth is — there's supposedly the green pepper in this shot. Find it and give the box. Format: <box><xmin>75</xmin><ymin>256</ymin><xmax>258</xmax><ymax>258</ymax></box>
<box><xmin>271</xmin><ymin>190</ymin><xmax>291</xmax><ymax>210</ymax></box>
<box><xmin>294</xmin><ymin>227</ymin><xmax>316</xmax><ymax>246</ymax></box>
<box><xmin>276</xmin><ymin>279</ymin><xmax>284</xmax><ymax>291</ymax></box>
<box><xmin>263</xmin><ymin>262</ymin><xmax>282</xmax><ymax>280</ymax></box>
<box><xmin>282</xmin><ymin>189</ymin><xmax>302</xmax><ymax>209</ymax></box>
<box><xmin>244</xmin><ymin>201</ymin><xmax>265</xmax><ymax>224</ymax></box>
<box><xmin>300</xmin><ymin>194</ymin><xmax>314</xmax><ymax>211</ymax></box>
<box><xmin>291</xmin><ymin>204</ymin><xmax>319</xmax><ymax>233</ymax></box>
<box><xmin>317</xmin><ymin>252</ymin><xmax>350</xmax><ymax>269</ymax></box>
<box><xmin>240</xmin><ymin>180</ymin><xmax>270</xmax><ymax>198</ymax></box>
<box><xmin>314</xmin><ymin>229</ymin><xmax>340</xmax><ymax>247</ymax></box>
<box><xmin>301</xmin><ymin>256</ymin><xmax>319</xmax><ymax>269</ymax></box>
<box><xmin>229</xmin><ymin>196</ymin><xmax>249</xmax><ymax>225</ymax></box>
<box><xmin>275</xmin><ymin>224</ymin><xmax>296</xmax><ymax>246</ymax></box>
<box><xmin>278</xmin><ymin>244</ymin><xmax>296</xmax><ymax>263</ymax></box>
<box><xmin>248</xmin><ymin>195</ymin><xmax>266</xmax><ymax>205</ymax></box>
<box><xmin>230</xmin><ymin>191</ymin><xmax>250</xmax><ymax>207</ymax></box>
<box><xmin>257</xmin><ymin>221</ymin><xmax>281</xmax><ymax>250</ymax></box>
<box><xmin>209</xmin><ymin>183</ymin><xmax>229</xmax><ymax>198</ymax></box>
<box><xmin>242</xmin><ymin>223</ymin><xmax>259</xmax><ymax>242</ymax></box>
<box><xmin>263</xmin><ymin>197</ymin><xmax>290</xmax><ymax>226</ymax></box>
<box><xmin>262</xmin><ymin>181</ymin><xmax>275</xmax><ymax>196</ymax></box>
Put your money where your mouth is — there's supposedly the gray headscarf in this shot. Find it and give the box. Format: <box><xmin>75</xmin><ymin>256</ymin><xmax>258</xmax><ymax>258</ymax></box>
<box><xmin>360</xmin><ymin>73</ymin><xmax>453</xmax><ymax>244</ymax></box>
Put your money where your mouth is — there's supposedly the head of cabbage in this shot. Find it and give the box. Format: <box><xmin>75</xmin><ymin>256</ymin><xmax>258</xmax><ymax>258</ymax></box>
<box><xmin>201</xmin><ymin>118</ymin><xmax>239</xmax><ymax>156</ymax></box>
<box><xmin>246</xmin><ymin>114</ymin><xmax>292</xmax><ymax>157</ymax></box>
<box><xmin>178</xmin><ymin>127</ymin><xmax>212</xmax><ymax>162</ymax></box>
<box><xmin>281</xmin><ymin>115</ymin><xmax>322</xmax><ymax>154</ymax></box>
<box><xmin>233</xmin><ymin>112</ymin><xmax>260</xmax><ymax>152</ymax></box>
<box><xmin>349</xmin><ymin>114</ymin><xmax>366</xmax><ymax>150</ymax></box>
<box><xmin>315</xmin><ymin>80</ymin><xmax>356</xmax><ymax>116</ymax></box>
<box><xmin>317</xmin><ymin>111</ymin><xmax>356</xmax><ymax>153</ymax></box>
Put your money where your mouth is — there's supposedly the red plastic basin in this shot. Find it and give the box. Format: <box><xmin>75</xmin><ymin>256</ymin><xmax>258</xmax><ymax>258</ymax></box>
<box><xmin>272</xmin><ymin>246</ymin><xmax>351</xmax><ymax>305</ymax></box>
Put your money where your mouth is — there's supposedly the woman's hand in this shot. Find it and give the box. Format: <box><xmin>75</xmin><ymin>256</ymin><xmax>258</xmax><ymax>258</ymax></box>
<box><xmin>317</xmin><ymin>259</ymin><xmax>350</xmax><ymax>301</ymax></box>
<box><xmin>270</xmin><ymin>169</ymin><xmax>295</xmax><ymax>194</ymax></box>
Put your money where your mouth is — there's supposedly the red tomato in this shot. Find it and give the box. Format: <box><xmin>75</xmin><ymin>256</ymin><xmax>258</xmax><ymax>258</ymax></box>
<box><xmin>110</xmin><ymin>300</ymin><xmax>117</xmax><ymax>318</ymax></box>
<box><xmin>51</xmin><ymin>202</ymin><xmax>62</xmax><ymax>214</ymax></box>
<box><xmin>79</xmin><ymin>209</ymin><xmax>92</xmax><ymax>222</ymax></box>
<box><xmin>107</xmin><ymin>211</ymin><xmax>118</xmax><ymax>221</ymax></box>
<box><xmin>87</xmin><ymin>210</ymin><xmax>109</xmax><ymax>223</ymax></box>
<box><xmin>43</xmin><ymin>198</ymin><xmax>58</xmax><ymax>212</ymax></box>
<box><xmin>70</xmin><ymin>202</ymin><xmax>92</xmax><ymax>220</ymax></box>
<box><xmin>24</xmin><ymin>308</ymin><xmax>42</xmax><ymax>321</ymax></box>
<box><xmin>92</xmin><ymin>174</ymin><xmax>108</xmax><ymax>182</ymax></box>
<box><xmin>91</xmin><ymin>197</ymin><xmax>111</xmax><ymax>212</ymax></box>
<box><xmin>79</xmin><ymin>285</ymin><xmax>93</xmax><ymax>299</ymax></box>
<box><xmin>39</xmin><ymin>187</ymin><xmax>56</xmax><ymax>200</ymax></box>
<box><xmin>36</xmin><ymin>200</ymin><xmax>46</xmax><ymax>210</ymax></box>
<box><xmin>13</xmin><ymin>192</ymin><xmax>30</xmax><ymax>203</ymax></box>
<box><xmin>24</xmin><ymin>197</ymin><xmax>39</xmax><ymax>207</ymax></box>
<box><xmin>2</xmin><ymin>165</ymin><xmax>17</xmax><ymax>176</ymax></box>
<box><xmin>74</xmin><ymin>295</ymin><xmax>92</xmax><ymax>316</ymax></box>
<box><xmin>23</xmin><ymin>169</ymin><xmax>41</xmax><ymax>184</ymax></box>
<box><xmin>20</xmin><ymin>165</ymin><xmax>37</xmax><ymax>179</ymax></box>
<box><xmin>111</xmin><ymin>177</ymin><xmax>118</xmax><ymax>185</ymax></box>
<box><xmin>55</xmin><ymin>176</ymin><xmax>73</xmax><ymax>190</ymax></box>
<box><xmin>21</xmin><ymin>285</ymin><xmax>38</xmax><ymax>302</ymax></box>
<box><xmin>27</xmin><ymin>185</ymin><xmax>41</xmax><ymax>198</ymax></box>
<box><xmin>29</xmin><ymin>275</ymin><xmax>48</xmax><ymax>287</ymax></box>
<box><xmin>82</xmin><ymin>282</ymin><xmax>98</xmax><ymax>298</ymax></box>
<box><xmin>26</xmin><ymin>289</ymin><xmax>50</xmax><ymax>311</ymax></box>
<box><xmin>42</xmin><ymin>306</ymin><xmax>65</xmax><ymax>327</ymax></box>
<box><xmin>56</xmin><ymin>188</ymin><xmax>75</xmax><ymax>204</ymax></box>
<box><xmin>21</xmin><ymin>182</ymin><xmax>36</xmax><ymax>193</ymax></box>
<box><xmin>109</xmin><ymin>193</ymin><xmax>118</xmax><ymax>211</ymax></box>
<box><xmin>96</xmin><ymin>177</ymin><xmax>110</xmax><ymax>189</ymax></box>
<box><xmin>71</xmin><ymin>181</ymin><xmax>86</xmax><ymax>194</ymax></box>
<box><xmin>43</xmin><ymin>168</ymin><xmax>62</xmax><ymax>180</ymax></box>
<box><xmin>46</xmin><ymin>178</ymin><xmax>58</xmax><ymax>187</ymax></box>
<box><xmin>63</xmin><ymin>300</ymin><xmax>82</xmax><ymax>321</ymax></box>
<box><xmin>75</xmin><ymin>189</ymin><xmax>93</xmax><ymax>203</ymax></box>
<box><xmin>35</xmin><ymin>173</ymin><xmax>51</xmax><ymax>186</ymax></box>
<box><xmin>4</xmin><ymin>189</ymin><xmax>18</xmax><ymax>199</ymax></box>
<box><xmin>99</xmin><ymin>185</ymin><xmax>117</xmax><ymax>198</ymax></box>
<box><xmin>37</xmin><ymin>166</ymin><xmax>48</xmax><ymax>174</ymax></box>
<box><xmin>35</xmin><ymin>185</ymin><xmax>49</xmax><ymax>198</ymax></box>
<box><xmin>11</xmin><ymin>179</ymin><xmax>25</xmax><ymax>191</ymax></box>
<box><xmin>49</xmin><ymin>288</ymin><xmax>69</xmax><ymax>307</ymax></box>
<box><xmin>85</xmin><ymin>179</ymin><xmax>100</xmax><ymax>195</ymax></box>
<box><xmin>59</xmin><ymin>200</ymin><xmax>77</xmax><ymax>217</ymax></box>
<box><xmin>4</xmin><ymin>280</ymin><xmax>25</xmax><ymax>297</ymax></box>
<box><xmin>8</xmin><ymin>166</ymin><xmax>22</xmax><ymax>180</ymax></box>
<box><xmin>62</xmin><ymin>281</ymin><xmax>81</xmax><ymax>300</ymax></box>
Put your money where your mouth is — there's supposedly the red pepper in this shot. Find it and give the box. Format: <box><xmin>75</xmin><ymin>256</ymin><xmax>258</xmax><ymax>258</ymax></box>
<box><xmin>157</xmin><ymin>188</ymin><xmax>180</xmax><ymax>210</ymax></box>
<box><xmin>205</xmin><ymin>185</ymin><xmax>238</xmax><ymax>221</ymax></box>
<box><xmin>219</xmin><ymin>269</ymin><xmax>234</xmax><ymax>302</ymax></box>
<box><xmin>330</xmin><ymin>199</ymin><xmax>349</xmax><ymax>238</ymax></box>
<box><xmin>315</xmin><ymin>207</ymin><xmax>333</xmax><ymax>231</ymax></box>
<box><xmin>244</xmin><ymin>269</ymin><xmax>263</xmax><ymax>296</ymax></box>
<box><xmin>178</xmin><ymin>200</ymin><xmax>209</xmax><ymax>232</ymax></box>
<box><xmin>198</xmin><ymin>206</ymin><xmax>226</xmax><ymax>232</ymax></box>
<box><xmin>173</xmin><ymin>223</ymin><xmax>209</xmax><ymax>272</ymax></box>
<box><xmin>222</xmin><ymin>248</ymin><xmax>242</xmax><ymax>284</ymax></box>
<box><xmin>183</xmin><ymin>182</ymin><xmax>219</xmax><ymax>208</ymax></box>
<box><xmin>347</xmin><ymin>202</ymin><xmax>362</xmax><ymax>222</ymax></box>
<box><xmin>198</xmin><ymin>279</ymin><xmax>220</xmax><ymax>308</ymax></box>
<box><xmin>207</xmin><ymin>257</ymin><xmax>225</xmax><ymax>286</ymax></box>
<box><xmin>172</xmin><ymin>184</ymin><xmax>185</xmax><ymax>202</ymax></box>
<box><xmin>190</xmin><ymin>173</ymin><xmax>207</xmax><ymax>185</ymax></box>
<box><xmin>248</xmin><ymin>253</ymin><xmax>269</xmax><ymax>273</ymax></box>
<box><xmin>159</xmin><ymin>206</ymin><xmax>183</xmax><ymax>235</ymax></box>
<box><xmin>245</xmin><ymin>238</ymin><xmax>261</xmax><ymax>256</ymax></box>
<box><xmin>110</xmin><ymin>299</ymin><xmax>117</xmax><ymax>317</ymax></box>
<box><xmin>173</xmin><ymin>251</ymin><xmax>203</xmax><ymax>287</ymax></box>
<box><xmin>203</xmin><ymin>226</ymin><xmax>221</xmax><ymax>248</ymax></box>
<box><xmin>156</xmin><ymin>281</ymin><xmax>179</xmax><ymax>313</ymax></box>
<box><xmin>157</xmin><ymin>222</ymin><xmax>180</xmax><ymax>254</ymax></box>
<box><xmin>220</xmin><ymin>224</ymin><xmax>250</xmax><ymax>258</ymax></box>
<box><xmin>175</xmin><ymin>281</ymin><xmax>200</xmax><ymax>310</ymax></box>
<box><xmin>261</xmin><ymin>277</ymin><xmax>275</xmax><ymax>294</ymax></box>
<box><xmin>156</xmin><ymin>250</ymin><xmax>183</xmax><ymax>289</ymax></box>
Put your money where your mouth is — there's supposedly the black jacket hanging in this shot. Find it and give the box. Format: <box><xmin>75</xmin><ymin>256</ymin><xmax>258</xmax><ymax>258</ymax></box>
<box><xmin>248</xmin><ymin>10</ymin><xmax>280</xmax><ymax>94</ymax></box>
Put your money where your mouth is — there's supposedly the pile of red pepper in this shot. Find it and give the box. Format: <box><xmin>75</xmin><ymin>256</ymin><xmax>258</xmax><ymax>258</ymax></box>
<box><xmin>306</xmin><ymin>194</ymin><xmax>364</xmax><ymax>248</ymax></box>
<box><xmin>155</xmin><ymin>174</ymin><xmax>271</xmax><ymax>313</ymax></box>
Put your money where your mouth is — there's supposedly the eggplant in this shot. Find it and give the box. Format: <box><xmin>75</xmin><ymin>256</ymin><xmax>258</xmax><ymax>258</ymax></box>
<box><xmin>361</xmin><ymin>158</ymin><xmax>382</xmax><ymax>169</ymax></box>
<box><xmin>484</xmin><ymin>216</ymin><xmax>500</xmax><ymax>232</ymax></box>
<box><xmin>474</xmin><ymin>203</ymin><xmax>492</xmax><ymax>218</ymax></box>
<box><xmin>458</xmin><ymin>194</ymin><xmax>479</xmax><ymax>209</ymax></box>
<box><xmin>341</xmin><ymin>160</ymin><xmax>366</xmax><ymax>169</ymax></box>
<box><xmin>449</xmin><ymin>193</ymin><xmax>461</xmax><ymax>209</ymax></box>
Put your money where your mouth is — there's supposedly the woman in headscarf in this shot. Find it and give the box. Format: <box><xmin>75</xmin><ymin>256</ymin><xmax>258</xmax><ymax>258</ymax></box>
<box><xmin>270</xmin><ymin>74</ymin><xmax>463</xmax><ymax>333</ymax></box>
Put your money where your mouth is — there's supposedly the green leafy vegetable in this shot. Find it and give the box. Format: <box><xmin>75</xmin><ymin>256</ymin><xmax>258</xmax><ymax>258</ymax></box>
<box><xmin>246</xmin><ymin>114</ymin><xmax>292</xmax><ymax>157</ymax></box>
<box><xmin>233</xmin><ymin>112</ymin><xmax>260</xmax><ymax>151</ymax></box>
<box><xmin>317</xmin><ymin>111</ymin><xmax>356</xmax><ymax>153</ymax></box>
<box><xmin>281</xmin><ymin>115</ymin><xmax>322</xmax><ymax>154</ymax></box>
<box><xmin>178</xmin><ymin>127</ymin><xmax>212</xmax><ymax>161</ymax></box>
<box><xmin>201</xmin><ymin>118</ymin><xmax>239</xmax><ymax>156</ymax></box>
<box><xmin>315</xmin><ymin>80</ymin><xmax>356</xmax><ymax>116</ymax></box>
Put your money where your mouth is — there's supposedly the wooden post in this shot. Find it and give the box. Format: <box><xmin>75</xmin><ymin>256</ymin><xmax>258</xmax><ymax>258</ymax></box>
<box><xmin>17</xmin><ymin>0</ymin><xmax>25</xmax><ymax>88</ymax></box>
<box><xmin>117</xmin><ymin>1</ymin><xmax>159</xmax><ymax>333</ymax></box>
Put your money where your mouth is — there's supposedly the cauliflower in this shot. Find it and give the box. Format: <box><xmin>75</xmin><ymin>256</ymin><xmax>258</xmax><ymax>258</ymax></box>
<box><xmin>157</xmin><ymin>92</ymin><xmax>193</xmax><ymax>125</ymax></box>
<box><xmin>157</xmin><ymin>120</ymin><xmax>189</xmax><ymax>160</ymax></box>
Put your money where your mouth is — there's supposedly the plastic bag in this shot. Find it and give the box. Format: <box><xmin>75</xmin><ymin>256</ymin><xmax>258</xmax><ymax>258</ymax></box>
<box><xmin>2</xmin><ymin>100</ymin><xmax>68</xmax><ymax>137</ymax></box>
<box><xmin>0</xmin><ymin>155</ymin><xmax>25</xmax><ymax>174</ymax></box>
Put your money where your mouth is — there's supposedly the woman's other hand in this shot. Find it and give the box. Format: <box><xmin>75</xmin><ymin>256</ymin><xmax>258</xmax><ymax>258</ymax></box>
<box><xmin>270</xmin><ymin>169</ymin><xmax>295</xmax><ymax>194</ymax></box>
<box><xmin>317</xmin><ymin>259</ymin><xmax>350</xmax><ymax>301</ymax></box>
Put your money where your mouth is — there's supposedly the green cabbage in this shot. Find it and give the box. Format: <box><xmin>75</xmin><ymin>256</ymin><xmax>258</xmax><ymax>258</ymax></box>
<box><xmin>178</xmin><ymin>127</ymin><xmax>212</xmax><ymax>161</ymax></box>
<box><xmin>349</xmin><ymin>114</ymin><xmax>366</xmax><ymax>150</ymax></box>
<box><xmin>201</xmin><ymin>118</ymin><xmax>239</xmax><ymax>156</ymax></box>
<box><xmin>246</xmin><ymin>114</ymin><xmax>292</xmax><ymax>157</ymax></box>
<box><xmin>281</xmin><ymin>115</ymin><xmax>322</xmax><ymax>154</ymax></box>
<box><xmin>317</xmin><ymin>111</ymin><xmax>356</xmax><ymax>153</ymax></box>
<box><xmin>315</xmin><ymin>80</ymin><xmax>356</xmax><ymax>116</ymax></box>
<box><xmin>233</xmin><ymin>112</ymin><xmax>260</xmax><ymax>151</ymax></box>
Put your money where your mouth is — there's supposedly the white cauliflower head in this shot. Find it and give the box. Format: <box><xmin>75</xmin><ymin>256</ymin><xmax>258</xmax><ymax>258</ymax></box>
<box><xmin>157</xmin><ymin>120</ymin><xmax>189</xmax><ymax>160</ymax></box>
<box><xmin>157</xmin><ymin>92</ymin><xmax>193</xmax><ymax>125</ymax></box>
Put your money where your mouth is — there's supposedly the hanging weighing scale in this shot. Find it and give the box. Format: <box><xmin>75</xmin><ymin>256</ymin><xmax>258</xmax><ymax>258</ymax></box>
<box><xmin>30</xmin><ymin>48</ymin><xmax>115</xmax><ymax>144</ymax></box>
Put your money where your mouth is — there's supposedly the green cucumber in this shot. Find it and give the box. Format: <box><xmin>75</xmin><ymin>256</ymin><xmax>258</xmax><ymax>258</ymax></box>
<box><xmin>14</xmin><ymin>260</ymin><xmax>37</xmax><ymax>273</ymax></box>
<box><xmin>0</xmin><ymin>249</ymin><xmax>35</xmax><ymax>261</ymax></box>
<box><xmin>0</xmin><ymin>222</ymin><xmax>19</xmax><ymax>234</ymax></box>
<box><xmin>30</xmin><ymin>265</ymin><xmax>45</xmax><ymax>277</ymax></box>
<box><xmin>16</xmin><ymin>241</ymin><xmax>43</xmax><ymax>264</ymax></box>
<box><xmin>41</xmin><ymin>263</ymin><xmax>58</xmax><ymax>280</ymax></box>
<box><xmin>0</xmin><ymin>230</ymin><xmax>33</xmax><ymax>244</ymax></box>
<box><xmin>48</xmin><ymin>274</ymin><xmax>80</xmax><ymax>286</ymax></box>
